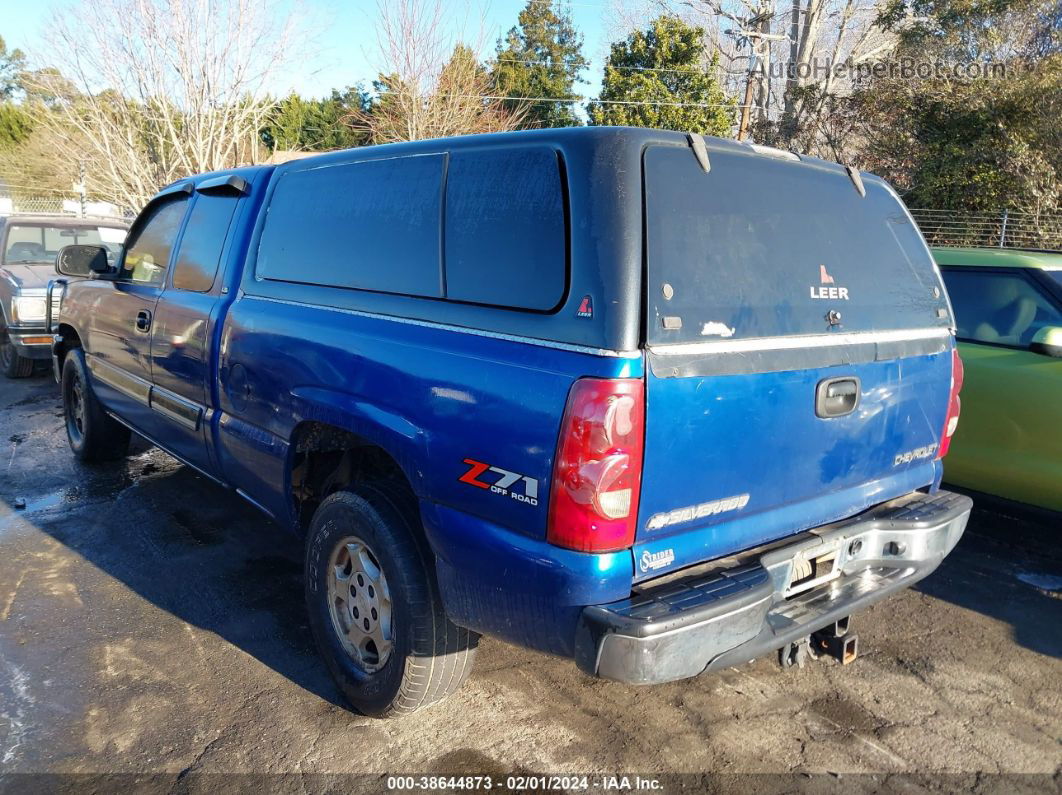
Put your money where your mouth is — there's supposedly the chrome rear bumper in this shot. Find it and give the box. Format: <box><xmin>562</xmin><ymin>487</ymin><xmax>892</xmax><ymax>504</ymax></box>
<box><xmin>575</xmin><ymin>490</ymin><xmax>972</xmax><ymax>684</ymax></box>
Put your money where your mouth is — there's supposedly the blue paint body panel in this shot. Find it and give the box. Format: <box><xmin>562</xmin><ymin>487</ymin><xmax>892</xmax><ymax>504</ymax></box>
<box><xmin>423</xmin><ymin>502</ymin><xmax>634</xmax><ymax>655</ymax></box>
<box><xmin>54</xmin><ymin>127</ymin><xmax>958</xmax><ymax>660</ymax></box>
<box><xmin>634</xmin><ymin>354</ymin><xmax>951</xmax><ymax>580</ymax></box>
<box><xmin>214</xmin><ymin>294</ymin><xmax>642</xmax><ymax>532</ymax></box>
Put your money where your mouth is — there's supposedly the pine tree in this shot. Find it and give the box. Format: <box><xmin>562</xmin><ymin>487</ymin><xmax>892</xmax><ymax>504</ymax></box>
<box><xmin>0</xmin><ymin>103</ymin><xmax>32</xmax><ymax>149</ymax></box>
<box><xmin>0</xmin><ymin>36</ymin><xmax>26</xmax><ymax>100</ymax></box>
<box><xmin>260</xmin><ymin>88</ymin><xmax>369</xmax><ymax>152</ymax></box>
<box><xmin>589</xmin><ymin>16</ymin><xmax>733</xmax><ymax>137</ymax></box>
<box><xmin>491</xmin><ymin>0</ymin><xmax>588</xmax><ymax>128</ymax></box>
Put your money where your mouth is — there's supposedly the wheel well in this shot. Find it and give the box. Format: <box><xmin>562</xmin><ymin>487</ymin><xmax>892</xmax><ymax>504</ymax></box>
<box><xmin>289</xmin><ymin>422</ymin><xmax>414</xmax><ymax>532</ymax></box>
<box><xmin>55</xmin><ymin>324</ymin><xmax>82</xmax><ymax>371</ymax></box>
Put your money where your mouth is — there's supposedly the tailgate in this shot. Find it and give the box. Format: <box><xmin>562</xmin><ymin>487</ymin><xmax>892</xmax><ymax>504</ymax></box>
<box><xmin>634</xmin><ymin>142</ymin><xmax>954</xmax><ymax>580</ymax></box>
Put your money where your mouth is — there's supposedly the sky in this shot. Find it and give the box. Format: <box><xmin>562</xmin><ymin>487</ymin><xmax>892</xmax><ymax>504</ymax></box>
<box><xmin>0</xmin><ymin>0</ymin><xmax>640</xmax><ymax>101</ymax></box>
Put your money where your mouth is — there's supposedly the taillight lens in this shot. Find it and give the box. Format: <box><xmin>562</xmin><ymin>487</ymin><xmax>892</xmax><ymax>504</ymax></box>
<box><xmin>937</xmin><ymin>348</ymin><xmax>964</xmax><ymax>459</ymax></box>
<box><xmin>547</xmin><ymin>378</ymin><xmax>646</xmax><ymax>553</ymax></box>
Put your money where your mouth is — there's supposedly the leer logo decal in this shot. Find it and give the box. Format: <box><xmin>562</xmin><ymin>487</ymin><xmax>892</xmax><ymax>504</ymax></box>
<box><xmin>459</xmin><ymin>458</ymin><xmax>539</xmax><ymax>506</ymax></box>
<box><xmin>809</xmin><ymin>264</ymin><xmax>850</xmax><ymax>301</ymax></box>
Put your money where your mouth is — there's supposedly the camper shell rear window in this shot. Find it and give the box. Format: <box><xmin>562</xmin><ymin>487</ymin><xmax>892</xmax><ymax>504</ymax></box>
<box><xmin>644</xmin><ymin>145</ymin><xmax>952</xmax><ymax>344</ymax></box>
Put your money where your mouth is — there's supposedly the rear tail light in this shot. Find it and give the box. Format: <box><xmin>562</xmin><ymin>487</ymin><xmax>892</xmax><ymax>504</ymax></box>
<box><xmin>937</xmin><ymin>348</ymin><xmax>964</xmax><ymax>459</ymax></box>
<box><xmin>547</xmin><ymin>378</ymin><xmax>646</xmax><ymax>553</ymax></box>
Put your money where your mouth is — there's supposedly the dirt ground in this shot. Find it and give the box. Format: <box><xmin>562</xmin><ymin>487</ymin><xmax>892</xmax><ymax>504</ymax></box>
<box><xmin>1</xmin><ymin>371</ymin><xmax>1060</xmax><ymax>792</ymax></box>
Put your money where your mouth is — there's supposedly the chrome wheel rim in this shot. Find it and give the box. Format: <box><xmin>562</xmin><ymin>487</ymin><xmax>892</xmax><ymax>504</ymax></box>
<box><xmin>326</xmin><ymin>535</ymin><xmax>393</xmax><ymax>673</ymax></box>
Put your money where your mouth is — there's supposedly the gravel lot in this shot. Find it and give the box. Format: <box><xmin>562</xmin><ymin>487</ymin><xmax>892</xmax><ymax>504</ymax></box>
<box><xmin>1</xmin><ymin>371</ymin><xmax>1060</xmax><ymax>791</ymax></box>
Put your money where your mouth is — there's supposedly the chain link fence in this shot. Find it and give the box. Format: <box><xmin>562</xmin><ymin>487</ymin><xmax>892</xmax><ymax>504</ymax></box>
<box><xmin>0</xmin><ymin>194</ymin><xmax>132</xmax><ymax>220</ymax></box>
<box><xmin>910</xmin><ymin>208</ymin><xmax>1062</xmax><ymax>251</ymax></box>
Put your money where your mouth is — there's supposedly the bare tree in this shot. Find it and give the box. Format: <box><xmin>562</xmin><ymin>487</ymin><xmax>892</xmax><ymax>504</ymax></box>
<box><xmin>354</xmin><ymin>0</ymin><xmax>526</xmax><ymax>144</ymax></box>
<box><xmin>614</xmin><ymin>0</ymin><xmax>895</xmax><ymax>154</ymax></box>
<box><xmin>23</xmin><ymin>0</ymin><xmax>307</xmax><ymax>209</ymax></box>
<box><xmin>773</xmin><ymin>0</ymin><xmax>894</xmax><ymax>152</ymax></box>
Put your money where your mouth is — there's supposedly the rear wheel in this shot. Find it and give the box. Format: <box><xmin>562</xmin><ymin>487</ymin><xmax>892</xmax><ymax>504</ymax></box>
<box><xmin>305</xmin><ymin>484</ymin><xmax>478</xmax><ymax>717</ymax></box>
<box><xmin>62</xmin><ymin>348</ymin><xmax>131</xmax><ymax>461</ymax></box>
<box><xmin>1</xmin><ymin>338</ymin><xmax>33</xmax><ymax>378</ymax></box>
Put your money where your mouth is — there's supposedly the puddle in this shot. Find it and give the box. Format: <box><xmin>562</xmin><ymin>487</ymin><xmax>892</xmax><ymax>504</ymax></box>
<box><xmin>2</xmin><ymin>472</ymin><xmax>138</xmax><ymax>528</ymax></box>
<box><xmin>7</xmin><ymin>490</ymin><xmax>78</xmax><ymax>516</ymax></box>
<box><xmin>1015</xmin><ymin>572</ymin><xmax>1062</xmax><ymax>592</ymax></box>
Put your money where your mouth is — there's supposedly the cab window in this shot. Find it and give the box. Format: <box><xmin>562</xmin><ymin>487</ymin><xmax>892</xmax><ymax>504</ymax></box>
<box><xmin>941</xmin><ymin>268</ymin><xmax>1062</xmax><ymax>347</ymax></box>
<box><xmin>171</xmin><ymin>194</ymin><xmax>238</xmax><ymax>292</ymax></box>
<box><xmin>120</xmin><ymin>197</ymin><xmax>189</xmax><ymax>285</ymax></box>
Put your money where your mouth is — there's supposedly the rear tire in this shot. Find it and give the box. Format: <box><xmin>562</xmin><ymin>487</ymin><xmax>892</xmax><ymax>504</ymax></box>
<box><xmin>62</xmin><ymin>348</ymin><xmax>131</xmax><ymax>461</ymax></box>
<box><xmin>305</xmin><ymin>483</ymin><xmax>478</xmax><ymax>717</ymax></box>
<box><xmin>1</xmin><ymin>338</ymin><xmax>33</xmax><ymax>378</ymax></box>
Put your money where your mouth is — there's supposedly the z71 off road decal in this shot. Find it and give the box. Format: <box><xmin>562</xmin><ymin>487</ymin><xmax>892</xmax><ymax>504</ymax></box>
<box><xmin>459</xmin><ymin>458</ymin><xmax>539</xmax><ymax>506</ymax></box>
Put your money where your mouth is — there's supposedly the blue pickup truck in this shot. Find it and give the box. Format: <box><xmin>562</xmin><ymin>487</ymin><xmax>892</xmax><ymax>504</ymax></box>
<box><xmin>49</xmin><ymin>128</ymin><xmax>971</xmax><ymax>717</ymax></box>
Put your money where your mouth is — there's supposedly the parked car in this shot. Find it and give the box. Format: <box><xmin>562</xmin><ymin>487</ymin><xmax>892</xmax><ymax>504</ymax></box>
<box><xmin>0</xmin><ymin>214</ymin><xmax>128</xmax><ymax>377</ymax></box>
<box><xmin>932</xmin><ymin>246</ymin><xmax>1062</xmax><ymax>511</ymax></box>
<box><xmin>50</xmin><ymin>128</ymin><xmax>971</xmax><ymax>717</ymax></box>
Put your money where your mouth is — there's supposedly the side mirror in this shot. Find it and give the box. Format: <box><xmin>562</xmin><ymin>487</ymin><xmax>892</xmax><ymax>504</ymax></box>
<box><xmin>56</xmin><ymin>244</ymin><xmax>113</xmax><ymax>278</ymax></box>
<box><xmin>1030</xmin><ymin>326</ymin><xmax>1062</xmax><ymax>358</ymax></box>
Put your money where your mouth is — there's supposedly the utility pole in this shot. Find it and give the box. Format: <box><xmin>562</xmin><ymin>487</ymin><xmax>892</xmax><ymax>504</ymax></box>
<box><xmin>777</xmin><ymin>0</ymin><xmax>803</xmax><ymax>144</ymax></box>
<box><xmin>731</xmin><ymin>24</ymin><xmax>789</xmax><ymax>141</ymax></box>
<box><xmin>790</xmin><ymin>0</ymin><xmax>801</xmax><ymax>70</ymax></box>
<box><xmin>737</xmin><ymin>70</ymin><xmax>756</xmax><ymax>141</ymax></box>
<box><xmin>73</xmin><ymin>160</ymin><xmax>87</xmax><ymax>218</ymax></box>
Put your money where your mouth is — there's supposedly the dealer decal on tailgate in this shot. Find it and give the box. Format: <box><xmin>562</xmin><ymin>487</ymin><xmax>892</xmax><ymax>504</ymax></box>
<box><xmin>459</xmin><ymin>458</ymin><xmax>539</xmax><ymax>506</ymax></box>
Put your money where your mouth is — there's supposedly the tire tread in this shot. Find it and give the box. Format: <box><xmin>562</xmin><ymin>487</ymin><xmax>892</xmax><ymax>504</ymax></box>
<box><xmin>1</xmin><ymin>342</ymin><xmax>34</xmax><ymax>378</ymax></box>
<box><xmin>62</xmin><ymin>348</ymin><xmax>131</xmax><ymax>462</ymax></box>
<box><xmin>306</xmin><ymin>482</ymin><xmax>478</xmax><ymax>718</ymax></box>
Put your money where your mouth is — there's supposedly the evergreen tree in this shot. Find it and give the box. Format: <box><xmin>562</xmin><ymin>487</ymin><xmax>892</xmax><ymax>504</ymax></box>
<box><xmin>0</xmin><ymin>37</ymin><xmax>32</xmax><ymax>152</ymax></box>
<box><xmin>855</xmin><ymin>0</ymin><xmax>1061</xmax><ymax>212</ymax></box>
<box><xmin>260</xmin><ymin>87</ymin><xmax>370</xmax><ymax>152</ymax></box>
<box><xmin>0</xmin><ymin>36</ymin><xmax>26</xmax><ymax>100</ymax></box>
<box><xmin>0</xmin><ymin>103</ymin><xmax>32</xmax><ymax>149</ymax></box>
<box><xmin>590</xmin><ymin>16</ymin><xmax>732</xmax><ymax>137</ymax></box>
<box><xmin>491</xmin><ymin>0</ymin><xmax>588</xmax><ymax>128</ymax></box>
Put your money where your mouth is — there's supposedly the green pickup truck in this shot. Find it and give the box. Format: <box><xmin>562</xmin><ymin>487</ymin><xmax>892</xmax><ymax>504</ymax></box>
<box><xmin>933</xmin><ymin>247</ymin><xmax>1062</xmax><ymax>511</ymax></box>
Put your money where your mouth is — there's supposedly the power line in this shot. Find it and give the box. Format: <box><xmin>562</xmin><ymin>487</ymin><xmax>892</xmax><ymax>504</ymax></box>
<box><xmin>585</xmin><ymin>97</ymin><xmax>747</xmax><ymax>108</ymax></box>
<box><xmin>372</xmin><ymin>88</ymin><xmax>747</xmax><ymax>109</ymax></box>
<box><xmin>495</xmin><ymin>57</ymin><xmax>719</xmax><ymax>76</ymax></box>
<box><xmin>519</xmin><ymin>0</ymin><xmax>616</xmax><ymax>8</ymax></box>
<box><xmin>490</xmin><ymin>55</ymin><xmax>842</xmax><ymax>82</ymax></box>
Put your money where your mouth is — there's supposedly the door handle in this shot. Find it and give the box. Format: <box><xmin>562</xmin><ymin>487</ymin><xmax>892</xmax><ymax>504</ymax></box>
<box><xmin>815</xmin><ymin>376</ymin><xmax>860</xmax><ymax>418</ymax></box>
<box><xmin>135</xmin><ymin>309</ymin><xmax>152</xmax><ymax>332</ymax></box>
